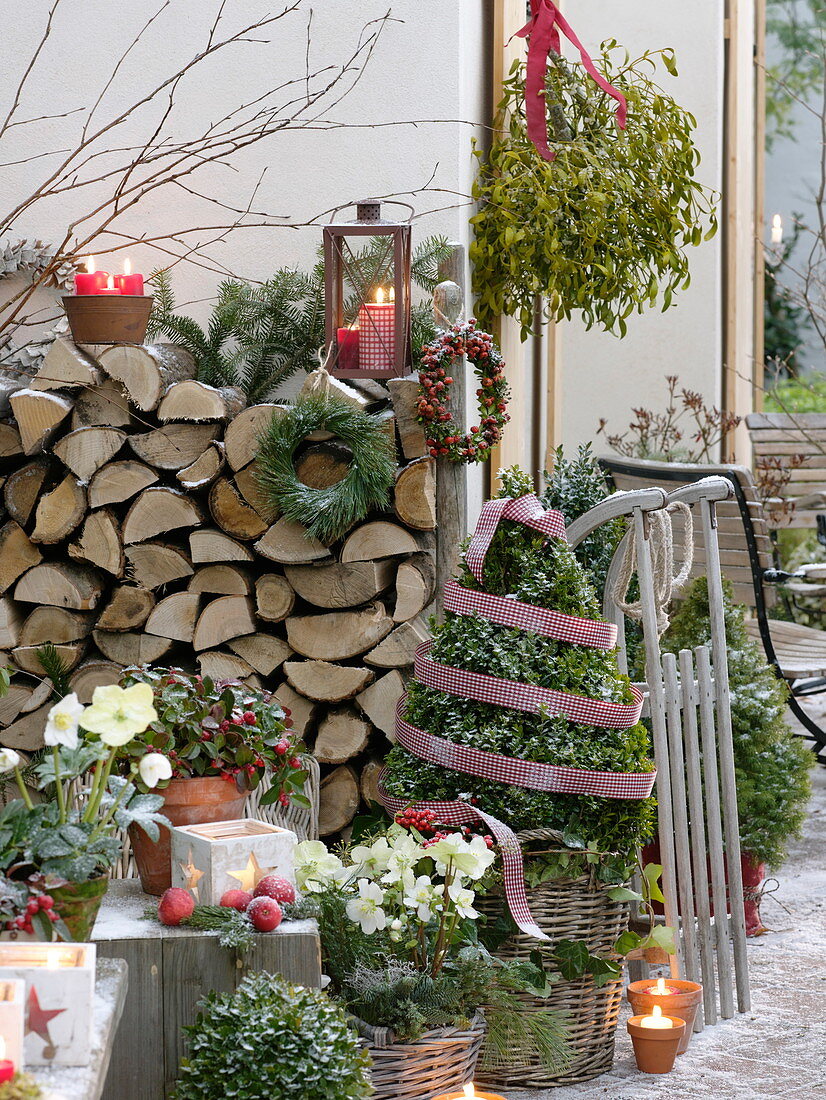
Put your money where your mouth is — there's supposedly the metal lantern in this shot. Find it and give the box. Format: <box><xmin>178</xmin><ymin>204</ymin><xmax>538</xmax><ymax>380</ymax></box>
<box><xmin>323</xmin><ymin>199</ymin><xmax>412</xmax><ymax>379</ymax></box>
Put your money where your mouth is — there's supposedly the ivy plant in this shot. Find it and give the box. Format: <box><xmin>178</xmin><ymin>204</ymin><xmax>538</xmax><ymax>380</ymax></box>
<box><xmin>470</xmin><ymin>44</ymin><xmax>718</xmax><ymax>337</ymax></box>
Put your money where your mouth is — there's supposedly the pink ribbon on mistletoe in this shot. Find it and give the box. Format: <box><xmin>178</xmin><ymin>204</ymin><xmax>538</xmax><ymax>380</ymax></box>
<box><xmin>515</xmin><ymin>0</ymin><xmax>628</xmax><ymax>161</ymax></box>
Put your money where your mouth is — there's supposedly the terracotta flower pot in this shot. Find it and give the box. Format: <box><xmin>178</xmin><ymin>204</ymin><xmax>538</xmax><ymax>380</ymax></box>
<box><xmin>627</xmin><ymin>1014</ymin><xmax>685</xmax><ymax>1074</ymax></box>
<box><xmin>626</xmin><ymin>979</ymin><xmax>703</xmax><ymax>1053</ymax></box>
<box><xmin>63</xmin><ymin>294</ymin><xmax>153</xmax><ymax>344</ymax></box>
<box><xmin>129</xmin><ymin>776</ymin><xmax>250</xmax><ymax>895</ymax></box>
<box><xmin>50</xmin><ymin>875</ymin><xmax>110</xmax><ymax>942</ymax></box>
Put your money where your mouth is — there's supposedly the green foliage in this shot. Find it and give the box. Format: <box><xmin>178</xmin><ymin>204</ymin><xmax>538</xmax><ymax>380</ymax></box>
<box><xmin>0</xmin><ymin>1073</ymin><xmax>42</xmax><ymax>1100</ymax></box>
<box><xmin>35</xmin><ymin>644</ymin><xmax>71</xmax><ymax>701</ymax></box>
<box><xmin>174</xmin><ymin>972</ymin><xmax>373</xmax><ymax>1100</ymax></box>
<box><xmin>660</xmin><ymin>578</ymin><xmax>812</xmax><ymax>866</ymax></box>
<box><xmin>256</xmin><ymin>394</ymin><xmax>396</xmax><ymax>543</ymax></box>
<box><xmin>382</xmin><ymin>467</ymin><xmax>657</xmax><ymax>857</ymax></box>
<box><xmin>766</xmin><ymin>1</ymin><xmax>826</xmax><ymax>148</ymax></box>
<box><xmin>765</xmin><ymin>371</ymin><xmax>826</xmax><ymax>413</ymax></box>
<box><xmin>183</xmin><ymin>905</ymin><xmax>254</xmax><ymax>953</ymax></box>
<box><xmin>764</xmin><ymin>219</ymin><xmax>811</xmax><ymax>380</ymax></box>
<box><xmin>470</xmin><ymin>46</ymin><xmax>717</xmax><ymax>337</ymax></box>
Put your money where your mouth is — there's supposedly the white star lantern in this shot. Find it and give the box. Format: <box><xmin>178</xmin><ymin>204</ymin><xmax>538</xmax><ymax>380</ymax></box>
<box><xmin>170</xmin><ymin>820</ymin><xmax>297</xmax><ymax>905</ymax></box>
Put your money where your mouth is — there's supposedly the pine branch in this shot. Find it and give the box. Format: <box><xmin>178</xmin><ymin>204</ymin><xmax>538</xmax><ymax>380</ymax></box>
<box><xmin>35</xmin><ymin>644</ymin><xmax>71</xmax><ymax>701</ymax></box>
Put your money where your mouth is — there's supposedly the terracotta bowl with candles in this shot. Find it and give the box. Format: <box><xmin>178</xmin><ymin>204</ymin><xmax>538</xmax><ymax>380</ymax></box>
<box><xmin>627</xmin><ymin>1005</ymin><xmax>686</xmax><ymax>1074</ymax></box>
<box><xmin>63</xmin><ymin>293</ymin><xmax>153</xmax><ymax>345</ymax></box>
<box><xmin>626</xmin><ymin>977</ymin><xmax>703</xmax><ymax>1053</ymax></box>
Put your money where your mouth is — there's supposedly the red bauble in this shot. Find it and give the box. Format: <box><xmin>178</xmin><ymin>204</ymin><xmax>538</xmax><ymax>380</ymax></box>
<box><xmin>247</xmin><ymin>896</ymin><xmax>283</xmax><ymax>932</ymax></box>
<box><xmin>157</xmin><ymin>888</ymin><xmax>195</xmax><ymax>927</ymax></box>
<box><xmin>220</xmin><ymin>889</ymin><xmax>253</xmax><ymax>912</ymax></box>
<box><xmin>253</xmin><ymin>875</ymin><xmax>296</xmax><ymax>905</ymax></box>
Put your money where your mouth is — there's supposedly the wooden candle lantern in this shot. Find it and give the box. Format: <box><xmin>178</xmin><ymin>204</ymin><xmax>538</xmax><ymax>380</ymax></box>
<box><xmin>323</xmin><ymin>200</ymin><xmax>412</xmax><ymax>379</ymax></box>
<box><xmin>0</xmin><ymin>980</ymin><xmax>25</xmax><ymax>1074</ymax></box>
<box><xmin>170</xmin><ymin>819</ymin><xmax>297</xmax><ymax>904</ymax></box>
<box><xmin>0</xmin><ymin>942</ymin><xmax>95</xmax><ymax>1066</ymax></box>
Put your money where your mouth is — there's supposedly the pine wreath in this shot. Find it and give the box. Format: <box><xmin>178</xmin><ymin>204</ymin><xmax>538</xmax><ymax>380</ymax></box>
<box><xmin>256</xmin><ymin>392</ymin><xmax>396</xmax><ymax>543</ymax></box>
<box><xmin>417</xmin><ymin>319</ymin><xmax>510</xmax><ymax>463</ymax></box>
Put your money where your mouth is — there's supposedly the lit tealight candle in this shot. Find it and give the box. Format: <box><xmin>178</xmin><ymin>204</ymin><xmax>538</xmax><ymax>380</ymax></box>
<box><xmin>640</xmin><ymin>1004</ymin><xmax>672</xmax><ymax>1030</ymax></box>
<box><xmin>96</xmin><ymin>274</ymin><xmax>121</xmax><ymax>296</ymax></box>
<box><xmin>432</xmin><ymin>1082</ymin><xmax>507</xmax><ymax>1100</ymax></box>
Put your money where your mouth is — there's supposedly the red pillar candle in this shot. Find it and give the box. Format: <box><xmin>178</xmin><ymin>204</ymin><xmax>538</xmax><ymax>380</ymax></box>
<box><xmin>74</xmin><ymin>256</ymin><xmax>109</xmax><ymax>294</ymax></box>
<box><xmin>357</xmin><ymin>287</ymin><xmax>395</xmax><ymax>372</ymax></box>
<box><xmin>114</xmin><ymin>257</ymin><xmax>144</xmax><ymax>296</ymax></box>
<box><xmin>0</xmin><ymin>1061</ymin><xmax>13</xmax><ymax>1084</ymax></box>
<box><xmin>336</xmin><ymin>326</ymin><xmax>359</xmax><ymax>370</ymax></box>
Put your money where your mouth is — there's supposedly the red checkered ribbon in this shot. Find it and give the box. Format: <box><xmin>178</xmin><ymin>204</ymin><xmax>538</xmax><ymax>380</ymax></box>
<box><xmin>443</xmin><ymin>580</ymin><xmax>618</xmax><ymax>649</ymax></box>
<box><xmin>415</xmin><ymin>642</ymin><xmax>643</xmax><ymax>728</ymax></box>
<box><xmin>464</xmin><ymin>494</ymin><xmax>565</xmax><ymax>583</ymax></box>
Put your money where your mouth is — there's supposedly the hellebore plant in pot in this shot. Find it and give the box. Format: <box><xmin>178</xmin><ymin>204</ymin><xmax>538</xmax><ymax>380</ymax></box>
<box><xmin>0</xmin><ymin>684</ymin><xmax>168</xmax><ymax>940</ymax></box>
<box><xmin>116</xmin><ymin>668</ymin><xmax>308</xmax><ymax>895</ymax></box>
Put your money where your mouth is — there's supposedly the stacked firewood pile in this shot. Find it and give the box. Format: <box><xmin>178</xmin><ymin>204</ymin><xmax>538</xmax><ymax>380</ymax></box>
<box><xmin>0</xmin><ymin>338</ymin><xmax>437</xmax><ymax>835</ymax></box>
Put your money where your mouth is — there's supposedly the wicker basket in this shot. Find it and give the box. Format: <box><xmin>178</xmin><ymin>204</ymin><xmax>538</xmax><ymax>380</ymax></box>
<box><xmin>476</xmin><ymin>829</ymin><xmax>630</xmax><ymax>1089</ymax></box>
<box><xmin>357</xmin><ymin>1013</ymin><xmax>486</xmax><ymax>1100</ymax></box>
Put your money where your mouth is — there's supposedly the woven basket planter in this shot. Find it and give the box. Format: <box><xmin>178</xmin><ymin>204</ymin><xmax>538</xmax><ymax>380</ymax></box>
<box><xmin>356</xmin><ymin>1013</ymin><xmax>486</xmax><ymax>1100</ymax></box>
<box><xmin>476</xmin><ymin>829</ymin><xmax>630</xmax><ymax>1089</ymax></box>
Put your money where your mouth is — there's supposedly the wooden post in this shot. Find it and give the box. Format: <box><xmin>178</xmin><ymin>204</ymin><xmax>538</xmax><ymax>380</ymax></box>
<box><xmin>753</xmin><ymin>0</ymin><xmax>767</xmax><ymax>411</ymax></box>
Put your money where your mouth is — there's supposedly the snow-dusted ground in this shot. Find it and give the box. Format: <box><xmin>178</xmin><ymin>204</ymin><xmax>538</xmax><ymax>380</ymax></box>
<box><xmin>509</xmin><ymin>708</ymin><xmax>826</xmax><ymax>1100</ymax></box>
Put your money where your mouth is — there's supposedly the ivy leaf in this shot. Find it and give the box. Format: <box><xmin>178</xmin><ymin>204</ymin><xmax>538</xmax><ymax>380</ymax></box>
<box><xmin>607</xmin><ymin>886</ymin><xmax>644</xmax><ymax>903</ymax></box>
<box><xmin>642</xmin><ymin>863</ymin><xmax>666</xmax><ymax>904</ymax></box>
<box><xmin>552</xmin><ymin>939</ymin><xmax>591</xmax><ymax>981</ymax></box>
<box><xmin>614</xmin><ymin>930</ymin><xmax>642</xmax><ymax>956</ymax></box>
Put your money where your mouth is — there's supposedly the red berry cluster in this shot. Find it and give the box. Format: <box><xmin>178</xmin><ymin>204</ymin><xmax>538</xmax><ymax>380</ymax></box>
<box><xmin>395</xmin><ymin>807</ymin><xmax>495</xmax><ymax>849</ymax></box>
<box><xmin>5</xmin><ymin>893</ymin><xmax>58</xmax><ymax>935</ymax></box>
<box><xmin>417</xmin><ymin>320</ymin><xmax>510</xmax><ymax>464</ymax></box>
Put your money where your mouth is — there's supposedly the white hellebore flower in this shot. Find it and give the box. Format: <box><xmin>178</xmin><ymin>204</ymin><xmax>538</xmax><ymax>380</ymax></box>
<box><xmin>403</xmin><ymin>875</ymin><xmax>438</xmax><ymax>922</ymax></box>
<box><xmin>346</xmin><ymin>879</ymin><xmax>387</xmax><ymax>935</ymax></box>
<box><xmin>0</xmin><ymin>749</ymin><xmax>21</xmax><ymax>774</ymax></box>
<box><xmin>381</xmin><ymin>833</ymin><xmax>423</xmax><ymax>889</ymax></box>
<box><xmin>81</xmin><ymin>683</ymin><xmax>158</xmax><ymax>747</ymax></box>
<box><xmin>350</xmin><ymin>837</ymin><xmax>392</xmax><ymax>878</ymax></box>
<box><xmin>43</xmin><ymin>693</ymin><xmax>84</xmax><ymax>750</ymax></box>
<box><xmin>428</xmin><ymin>833</ymin><xmax>495</xmax><ymax>881</ymax></box>
<box><xmin>448</xmin><ymin>882</ymin><xmax>478</xmax><ymax>921</ymax></box>
<box><xmin>294</xmin><ymin>840</ymin><xmax>345</xmax><ymax>893</ymax></box>
<box><xmin>138</xmin><ymin>753</ymin><xmax>173</xmax><ymax>789</ymax></box>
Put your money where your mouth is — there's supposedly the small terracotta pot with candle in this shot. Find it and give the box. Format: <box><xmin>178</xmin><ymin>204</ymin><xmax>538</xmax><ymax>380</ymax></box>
<box><xmin>627</xmin><ymin>976</ymin><xmax>703</xmax><ymax>1053</ymax></box>
<box><xmin>433</xmin><ymin>1083</ymin><xmax>507</xmax><ymax>1100</ymax></box>
<box><xmin>627</xmin><ymin>1005</ymin><xmax>685</xmax><ymax>1075</ymax></box>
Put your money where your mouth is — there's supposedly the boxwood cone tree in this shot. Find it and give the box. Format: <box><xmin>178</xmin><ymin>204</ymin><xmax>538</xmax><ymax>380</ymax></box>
<box><xmin>383</xmin><ymin>467</ymin><xmax>656</xmax><ymax>858</ymax></box>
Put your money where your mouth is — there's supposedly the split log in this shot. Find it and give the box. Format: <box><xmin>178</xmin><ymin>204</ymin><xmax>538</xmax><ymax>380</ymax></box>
<box><xmin>360</xmin><ymin>759</ymin><xmax>385</xmax><ymax>807</ymax></box>
<box><xmin>234</xmin><ymin>463</ymin><xmax>276</xmax><ymax>520</ymax></box>
<box><xmin>10</xmin><ymin>389</ymin><xmax>73</xmax><ymax>455</ymax></box>
<box><xmin>53</xmin><ymin>427</ymin><xmax>126</xmax><ymax>482</ymax></box>
<box><xmin>31</xmin><ymin>475</ymin><xmax>86</xmax><ymax>543</ymax></box>
<box><xmin>341</xmin><ymin>521</ymin><xmax>423</xmax><ymax>562</ymax></box>
<box><xmin>393</xmin><ymin>553</ymin><xmax>436</xmax><ymax>622</ymax></box>
<box><xmin>192</xmin><ymin>596</ymin><xmax>256</xmax><ymax>651</ymax></box>
<box><xmin>224</xmin><ymin>404</ymin><xmax>285</xmax><ymax>471</ymax></box>
<box><xmin>299</xmin><ymin>369</ymin><xmax>370</xmax><ymax>410</ymax></box>
<box><xmin>96</xmin><ymin>586</ymin><xmax>156</xmax><ymax>632</ymax></box>
<box><xmin>0</xmin><ymin>703</ymin><xmax>51</xmax><ymax>751</ymax></box>
<box><xmin>96</xmin><ymin>344</ymin><xmax>196</xmax><ymax>411</ymax></box>
<box><xmin>31</xmin><ymin>338</ymin><xmax>100</xmax><ymax>391</ymax></box>
<box><xmin>0</xmin><ymin>424</ymin><xmax>22</xmax><ymax>462</ymax></box>
<box><xmin>208</xmin><ymin>478</ymin><xmax>268</xmax><ymax>540</ymax></box>
<box><xmin>145</xmin><ymin>592</ymin><xmax>201</xmax><ymax>643</ymax></box>
<box><xmin>4</xmin><ymin>458</ymin><xmax>51</xmax><ymax>526</ymax></box>
<box><xmin>71</xmin><ymin>379</ymin><xmax>132</xmax><ymax>430</ymax></box>
<box><xmin>255</xmin><ymin>518</ymin><xmax>331</xmax><ymax>564</ymax></box>
<box><xmin>15</xmin><ymin>562</ymin><xmax>103</xmax><ymax>610</ymax></box>
<box><xmin>93</xmin><ymin>630</ymin><xmax>172</xmax><ymax>666</ymax></box>
<box><xmin>286</xmin><ymin>602</ymin><xmax>393</xmax><ymax>661</ymax></box>
<box><xmin>129</xmin><ymin>423</ymin><xmax>218</xmax><ymax>472</ymax></box>
<box><xmin>394</xmin><ymin>457</ymin><xmax>437</xmax><ymax>530</ymax></box>
<box><xmin>284</xmin><ymin>561</ymin><xmax>395</xmax><ymax>610</ymax></box>
<box><xmin>228</xmin><ymin>633</ymin><xmax>291</xmax><ymax>676</ymax></box>
<box><xmin>364</xmin><ymin>617</ymin><xmax>429</xmax><ymax>668</ymax></box>
<box><xmin>70</xmin><ymin>660</ymin><xmax>122</xmax><ymax>703</ymax></box>
<box><xmin>0</xmin><ymin>683</ymin><xmax>38</xmax><ymax>727</ymax></box>
<box><xmin>18</xmin><ymin>607</ymin><xmax>93</xmax><ymax>646</ymax></box>
<box><xmin>177</xmin><ymin>446</ymin><xmax>224</xmax><ymax>491</ymax></box>
<box><xmin>295</xmin><ymin>443</ymin><xmax>350</xmax><ymax>489</ymax></box>
<box><xmin>197</xmin><ymin>651</ymin><xmax>254</xmax><ymax>681</ymax></box>
<box><xmin>122</xmin><ymin>488</ymin><xmax>204</xmax><ymax>545</ymax></box>
<box><xmin>158</xmin><ymin>381</ymin><xmax>246</xmax><ymax>422</ymax></box>
<box><xmin>0</xmin><ymin>522</ymin><xmax>42</xmax><ymax>593</ymax></box>
<box><xmin>20</xmin><ymin>679</ymin><xmax>52</xmax><ymax>714</ymax></box>
<box><xmin>0</xmin><ymin>598</ymin><xmax>24</xmax><ymax>647</ymax></box>
<box><xmin>190</xmin><ymin>529</ymin><xmax>254</xmax><ymax>564</ymax></box>
<box><xmin>285</xmin><ymin>661</ymin><xmax>373</xmax><ymax>704</ymax></box>
<box><xmin>318</xmin><ymin>765</ymin><xmax>360</xmax><ymax>835</ymax></box>
<box><xmin>387</xmin><ymin>375</ymin><xmax>427</xmax><ymax>460</ymax></box>
<box><xmin>272</xmin><ymin>683</ymin><xmax>318</xmax><ymax>739</ymax></box>
<box><xmin>13</xmin><ymin>642</ymin><xmax>86</xmax><ymax>675</ymax></box>
<box><xmin>124</xmin><ymin>543</ymin><xmax>194</xmax><ymax>589</ymax></box>
<box><xmin>313</xmin><ymin>707</ymin><xmax>371</xmax><ymax>764</ymax></box>
<box><xmin>188</xmin><ymin>565</ymin><xmax>252</xmax><ymax>596</ymax></box>
<box><xmin>88</xmin><ymin>461</ymin><xmax>158</xmax><ymax>508</ymax></box>
<box><xmin>255</xmin><ymin>574</ymin><xmax>295</xmax><ymax>623</ymax></box>
<box><xmin>68</xmin><ymin>508</ymin><xmax>124</xmax><ymax>576</ymax></box>
<box><xmin>356</xmin><ymin>669</ymin><xmax>405</xmax><ymax>739</ymax></box>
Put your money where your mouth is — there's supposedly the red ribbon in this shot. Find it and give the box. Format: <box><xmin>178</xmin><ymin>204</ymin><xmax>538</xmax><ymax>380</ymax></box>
<box><xmin>515</xmin><ymin>0</ymin><xmax>628</xmax><ymax>161</ymax></box>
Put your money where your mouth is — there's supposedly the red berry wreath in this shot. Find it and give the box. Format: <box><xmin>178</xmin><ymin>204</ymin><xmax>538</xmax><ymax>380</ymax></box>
<box><xmin>417</xmin><ymin>319</ymin><xmax>510</xmax><ymax>464</ymax></box>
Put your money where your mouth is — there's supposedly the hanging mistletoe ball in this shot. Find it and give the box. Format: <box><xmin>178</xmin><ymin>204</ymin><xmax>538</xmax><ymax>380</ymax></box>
<box><xmin>417</xmin><ymin>320</ymin><xmax>510</xmax><ymax>464</ymax></box>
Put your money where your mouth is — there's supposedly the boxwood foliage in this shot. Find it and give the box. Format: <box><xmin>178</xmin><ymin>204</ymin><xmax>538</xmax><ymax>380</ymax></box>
<box><xmin>383</xmin><ymin>467</ymin><xmax>656</xmax><ymax>857</ymax></box>
<box><xmin>470</xmin><ymin>44</ymin><xmax>718</xmax><ymax>338</ymax></box>
<box><xmin>174</xmin><ymin>972</ymin><xmax>372</xmax><ymax>1100</ymax></box>
<box><xmin>659</xmin><ymin>577</ymin><xmax>812</xmax><ymax>868</ymax></box>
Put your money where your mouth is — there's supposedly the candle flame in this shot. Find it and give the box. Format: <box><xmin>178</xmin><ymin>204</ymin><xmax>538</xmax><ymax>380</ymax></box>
<box><xmin>463</xmin><ymin>1085</ymin><xmax>475</xmax><ymax>1099</ymax></box>
<box><xmin>86</xmin><ymin>255</ymin><xmax>95</xmax><ymax>274</ymax></box>
<box><xmin>375</xmin><ymin>287</ymin><xmax>385</xmax><ymax>305</ymax></box>
<box><xmin>46</xmin><ymin>952</ymin><xmax>61</xmax><ymax>969</ymax></box>
<box><xmin>652</xmin><ymin>1005</ymin><xmax>663</xmax><ymax>1019</ymax></box>
<box><xmin>389</xmin><ymin>285</ymin><xmax>395</xmax><ymax>303</ymax></box>
<box><xmin>771</xmin><ymin>213</ymin><xmax>783</xmax><ymax>244</ymax></box>
<box><xmin>124</xmin><ymin>257</ymin><xmax>132</xmax><ymax>276</ymax></box>
<box><xmin>656</xmin><ymin>977</ymin><xmax>666</xmax><ymax>995</ymax></box>
<box><xmin>106</xmin><ymin>274</ymin><xmax>115</xmax><ymax>291</ymax></box>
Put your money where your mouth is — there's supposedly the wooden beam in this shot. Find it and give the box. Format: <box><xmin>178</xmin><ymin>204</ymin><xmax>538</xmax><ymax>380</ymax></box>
<box><xmin>752</xmin><ymin>0</ymin><xmax>767</xmax><ymax>412</ymax></box>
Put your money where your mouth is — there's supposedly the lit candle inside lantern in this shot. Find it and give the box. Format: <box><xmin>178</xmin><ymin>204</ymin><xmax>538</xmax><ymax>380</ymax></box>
<box><xmin>336</xmin><ymin>324</ymin><xmax>360</xmax><ymax>370</ymax></box>
<box><xmin>114</xmin><ymin>257</ymin><xmax>145</xmax><ymax>296</ymax></box>
<box><xmin>357</xmin><ymin>286</ymin><xmax>395</xmax><ymax>373</ymax></box>
<box><xmin>74</xmin><ymin>255</ymin><xmax>110</xmax><ymax>295</ymax></box>
<box><xmin>0</xmin><ymin>1036</ymin><xmax>13</xmax><ymax>1083</ymax></box>
<box><xmin>771</xmin><ymin>213</ymin><xmax>783</xmax><ymax>245</ymax></box>
<box><xmin>96</xmin><ymin>274</ymin><xmax>121</xmax><ymax>296</ymax></box>
<box><xmin>640</xmin><ymin>1005</ymin><xmax>672</xmax><ymax>1029</ymax></box>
